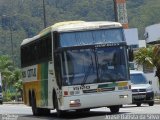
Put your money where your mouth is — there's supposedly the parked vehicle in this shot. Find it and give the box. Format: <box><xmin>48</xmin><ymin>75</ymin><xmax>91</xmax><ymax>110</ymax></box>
<box><xmin>130</xmin><ymin>70</ymin><xmax>154</xmax><ymax>106</ymax></box>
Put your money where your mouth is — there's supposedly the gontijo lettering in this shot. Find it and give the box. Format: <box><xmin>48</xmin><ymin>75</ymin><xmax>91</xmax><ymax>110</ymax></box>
<box><xmin>22</xmin><ymin>68</ymin><xmax>36</xmax><ymax>78</ymax></box>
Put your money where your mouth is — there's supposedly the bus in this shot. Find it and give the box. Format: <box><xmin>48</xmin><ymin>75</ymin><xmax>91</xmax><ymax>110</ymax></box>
<box><xmin>21</xmin><ymin>21</ymin><xmax>132</xmax><ymax>116</ymax></box>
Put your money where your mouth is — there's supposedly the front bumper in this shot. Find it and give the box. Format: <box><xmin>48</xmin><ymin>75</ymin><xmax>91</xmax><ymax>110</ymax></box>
<box><xmin>61</xmin><ymin>90</ymin><xmax>132</xmax><ymax>110</ymax></box>
<box><xmin>132</xmin><ymin>91</ymin><xmax>154</xmax><ymax>103</ymax></box>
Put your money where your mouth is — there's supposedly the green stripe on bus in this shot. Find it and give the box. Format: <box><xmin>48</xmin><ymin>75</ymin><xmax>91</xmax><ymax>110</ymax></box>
<box><xmin>98</xmin><ymin>82</ymin><xmax>118</xmax><ymax>88</ymax></box>
<box><xmin>41</xmin><ymin>62</ymin><xmax>48</xmax><ymax>106</ymax></box>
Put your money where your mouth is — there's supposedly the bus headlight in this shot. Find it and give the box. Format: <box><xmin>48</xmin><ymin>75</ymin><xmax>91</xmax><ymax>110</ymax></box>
<box><xmin>70</xmin><ymin>99</ymin><xmax>81</xmax><ymax>107</ymax></box>
<box><xmin>119</xmin><ymin>95</ymin><xmax>128</xmax><ymax>98</ymax></box>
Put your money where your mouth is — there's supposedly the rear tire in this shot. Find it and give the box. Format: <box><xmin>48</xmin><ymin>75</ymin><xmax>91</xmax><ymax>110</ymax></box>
<box><xmin>109</xmin><ymin>106</ymin><xmax>120</xmax><ymax>114</ymax></box>
<box><xmin>136</xmin><ymin>103</ymin><xmax>141</xmax><ymax>107</ymax></box>
<box><xmin>31</xmin><ymin>94</ymin><xmax>40</xmax><ymax>116</ymax></box>
<box><xmin>31</xmin><ymin>93</ymin><xmax>50</xmax><ymax>116</ymax></box>
<box><xmin>40</xmin><ymin>108</ymin><xmax>50</xmax><ymax>115</ymax></box>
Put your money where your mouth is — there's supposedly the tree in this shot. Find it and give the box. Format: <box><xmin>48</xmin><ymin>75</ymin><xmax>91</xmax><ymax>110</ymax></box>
<box><xmin>0</xmin><ymin>55</ymin><xmax>13</xmax><ymax>92</ymax></box>
<box><xmin>153</xmin><ymin>45</ymin><xmax>160</xmax><ymax>83</ymax></box>
<box><xmin>0</xmin><ymin>55</ymin><xmax>13</xmax><ymax>71</ymax></box>
<box><xmin>12</xmin><ymin>68</ymin><xmax>23</xmax><ymax>101</ymax></box>
<box><xmin>134</xmin><ymin>46</ymin><xmax>154</xmax><ymax>68</ymax></box>
<box><xmin>0</xmin><ymin>55</ymin><xmax>22</xmax><ymax>101</ymax></box>
<box><xmin>134</xmin><ymin>45</ymin><xmax>160</xmax><ymax>85</ymax></box>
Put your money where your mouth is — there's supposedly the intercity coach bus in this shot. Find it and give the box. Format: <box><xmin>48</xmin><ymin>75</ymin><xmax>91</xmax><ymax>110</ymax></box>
<box><xmin>21</xmin><ymin>21</ymin><xmax>132</xmax><ymax>116</ymax></box>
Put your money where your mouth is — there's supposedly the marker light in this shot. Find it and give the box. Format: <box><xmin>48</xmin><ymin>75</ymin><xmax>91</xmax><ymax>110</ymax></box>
<box><xmin>64</xmin><ymin>91</ymin><xmax>68</xmax><ymax>96</ymax></box>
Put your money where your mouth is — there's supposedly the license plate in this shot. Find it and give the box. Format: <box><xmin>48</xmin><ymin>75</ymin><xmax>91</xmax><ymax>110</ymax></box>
<box><xmin>133</xmin><ymin>95</ymin><xmax>145</xmax><ymax>99</ymax></box>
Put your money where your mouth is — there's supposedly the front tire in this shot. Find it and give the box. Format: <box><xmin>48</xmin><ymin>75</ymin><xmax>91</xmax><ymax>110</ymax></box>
<box><xmin>54</xmin><ymin>94</ymin><xmax>65</xmax><ymax>117</ymax></box>
<box><xmin>76</xmin><ymin>108</ymin><xmax>90</xmax><ymax>112</ymax></box>
<box><xmin>109</xmin><ymin>106</ymin><xmax>120</xmax><ymax>114</ymax></box>
<box><xmin>148</xmin><ymin>101</ymin><xmax>154</xmax><ymax>106</ymax></box>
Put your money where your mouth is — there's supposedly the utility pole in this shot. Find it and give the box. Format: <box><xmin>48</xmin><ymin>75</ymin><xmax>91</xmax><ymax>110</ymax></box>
<box><xmin>42</xmin><ymin>0</ymin><xmax>47</xmax><ymax>28</ymax></box>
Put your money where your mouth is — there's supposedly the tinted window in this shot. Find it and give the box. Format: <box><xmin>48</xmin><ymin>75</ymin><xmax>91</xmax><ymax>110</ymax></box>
<box><xmin>60</xmin><ymin>28</ymin><xmax>124</xmax><ymax>47</ymax></box>
<box><xmin>96</xmin><ymin>47</ymin><xmax>128</xmax><ymax>82</ymax></box>
<box><xmin>59</xmin><ymin>46</ymin><xmax>129</xmax><ymax>86</ymax></box>
<box><xmin>130</xmin><ymin>73</ymin><xmax>147</xmax><ymax>84</ymax></box>
<box><xmin>21</xmin><ymin>34</ymin><xmax>52</xmax><ymax>67</ymax></box>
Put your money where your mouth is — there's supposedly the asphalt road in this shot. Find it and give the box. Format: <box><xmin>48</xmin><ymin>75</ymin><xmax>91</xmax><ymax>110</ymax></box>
<box><xmin>0</xmin><ymin>104</ymin><xmax>160</xmax><ymax>120</ymax></box>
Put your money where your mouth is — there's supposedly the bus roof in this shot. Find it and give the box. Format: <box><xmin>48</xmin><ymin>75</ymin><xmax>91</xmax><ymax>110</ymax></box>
<box><xmin>21</xmin><ymin>21</ymin><xmax>122</xmax><ymax>46</ymax></box>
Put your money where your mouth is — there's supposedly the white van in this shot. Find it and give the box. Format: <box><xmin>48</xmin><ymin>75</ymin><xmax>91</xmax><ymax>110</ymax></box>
<box><xmin>130</xmin><ymin>70</ymin><xmax>154</xmax><ymax>106</ymax></box>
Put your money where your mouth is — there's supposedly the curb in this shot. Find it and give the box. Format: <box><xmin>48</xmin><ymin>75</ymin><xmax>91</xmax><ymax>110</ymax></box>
<box><xmin>155</xmin><ymin>99</ymin><xmax>160</xmax><ymax>104</ymax></box>
<box><xmin>3</xmin><ymin>101</ymin><xmax>24</xmax><ymax>104</ymax></box>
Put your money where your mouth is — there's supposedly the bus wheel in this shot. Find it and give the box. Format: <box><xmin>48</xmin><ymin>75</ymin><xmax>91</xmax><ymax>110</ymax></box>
<box><xmin>31</xmin><ymin>94</ymin><xmax>40</xmax><ymax>116</ymax></box>
<box><xmin>31</xmin><ymin>95</ymin><xmax>50</xmax><ymax>116</ymax></box>
<box><xmin>109</xmin><ymin>106</ymin><xmax>120</xmax><ymax>114</ymax></box>
<box><xmin>54</xmin><ymin>95</ymin><xmax>65</xmax><ymax>117</ymax></box>
<box><xmin>76</xmin><ymin>108</ymin><xmax>90</xmax><ymax>112</ymax></box>
<box><xmin>39</xmin><ymin>108</ymin><xmax>50</xmax><ymax>115</ymax></box>
<box><xmin>136</xmin><ymin>103</ymin><xmax>141</xmax><ymax>107</ymax></box>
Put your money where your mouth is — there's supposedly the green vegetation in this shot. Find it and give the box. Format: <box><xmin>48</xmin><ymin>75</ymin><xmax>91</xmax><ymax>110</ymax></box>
<box><xmin>0</xmin><ymin>55</ymin><xmax>22</xmax><ymax>102</ymax></box>
<box><xmin>134</xmin><ymin>45</ymin><xmax>160</xmax><ymax>86</ymax></box>
<box><xmin>127</xmin><ymin>0</ymin><xmax>160</xmax><ymax>39</ymax></box>
<box><xmin>134</xmin><ymin>46</ymin><xmax>154</xmax><ymax>68</ymax></box>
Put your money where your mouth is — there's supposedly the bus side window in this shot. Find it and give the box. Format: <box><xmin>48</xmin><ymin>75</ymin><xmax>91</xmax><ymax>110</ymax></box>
<box><xmin>34</xmin><ymin>43</ymin><xmax>39</xmax><ymax>63</ymax></box>
<box><xmin>47</xmin><ymin>36</ymin><xmax>52</xmax><ymax>60</ymax></box>
<box><xmin>38</xmin><ymin>40</ymin><xmax>45</xmax><ymax>61</ymax></box>
<box><xmin>26</xmin><ymin>46</ymin><xmax>30</xmax><ymax>65</ymax></box>
<box><xmin>54</xmin><ymin>53</ymin><xmax>62</xmax><ymax>88</ymax></box>
<box><xmin>46</xmin><ymin>35</ymin><xmax>52</xmax><ymax>60</ymax></box>
<box><xmin>54</xmin><ymin>32</ymin><xmax>60</xmax><ymax>49</ymax></box>
<box><xmin>21</xmin><ymin>47</ymin><xmax>25</xmax><ymax>67</ymax></box>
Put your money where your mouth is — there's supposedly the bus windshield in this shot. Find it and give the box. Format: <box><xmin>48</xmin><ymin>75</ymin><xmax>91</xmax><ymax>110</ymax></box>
<box><xmin>60</xmin><ymin>46</ymin><xmax>129</xmax><ymax>86</ymax></box>
<box><xmin>59</xmin><ymin>28</ymin><xmax>123</xmax><ymax>47</ymax></box>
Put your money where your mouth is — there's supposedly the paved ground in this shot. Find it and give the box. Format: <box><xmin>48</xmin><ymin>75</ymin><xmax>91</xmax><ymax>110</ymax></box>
<box><xmin>0</xmin><ymin>104</ymin><xmax>160</xmax><ymax>120</ymax></box>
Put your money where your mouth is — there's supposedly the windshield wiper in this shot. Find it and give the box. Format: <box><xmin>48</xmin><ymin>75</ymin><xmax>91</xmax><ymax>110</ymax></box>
<box><xmin>81</xmin><ymin>52</ymin><xmax>94</xmax><ymax>86</ymax></box>
<box><xmin>81</xmin><ymin>63</ymin><xmax>93</xmax><ymax>86</ymax></box>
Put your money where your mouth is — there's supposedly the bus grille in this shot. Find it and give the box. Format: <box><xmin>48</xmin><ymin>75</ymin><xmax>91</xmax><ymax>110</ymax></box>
<box><xmin>83</xmin><ymin>87</ymin><xmax>115</xmax><ymax>93</ymax></box>
<box><xmin>132</xmin><ymin>89</ymin><xmax>146</xmax><ymax>92</ymax></box>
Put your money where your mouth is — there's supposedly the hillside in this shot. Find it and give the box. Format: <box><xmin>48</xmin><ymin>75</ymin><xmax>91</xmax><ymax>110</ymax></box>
<box><xmin>0</xmin><ymin>0</ymin><xmax>160</xmax><ymax>66</ymax></box>
<box><xmin>127</xmin><ymin>0</ymin><xmax>160</xmax><ymax>39</ymax></box>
